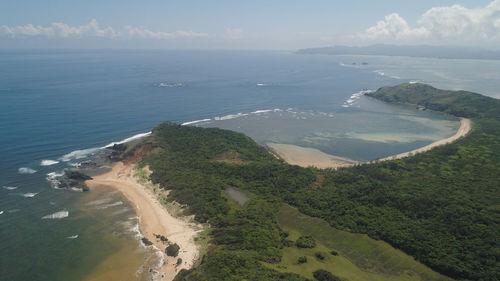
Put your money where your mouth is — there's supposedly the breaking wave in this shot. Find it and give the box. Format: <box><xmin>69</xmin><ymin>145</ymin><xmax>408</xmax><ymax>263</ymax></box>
<box><xmin>18</xmin><ymin>167</ymin><xmax>37</xmax><ymax>174</ymax></box>
<box><xmin>342</xmin><ymin>89</ymin><xmax>374</xmax><ymax>108</ymax></box>
<box><xmin>40</xmin><ymin>160</ymin><xmax>59</xmax><ymax>166</ymax></box>
<box><xmin>23</xmin><ymin>192</ymin><xmax>39</xmax><ymax>198</ymax></box>
<box><xmin>214</xmin><ymin>112</ymin><xmax>249</xmax><ymax>121</ymax></box>
<box><xmin>2</xmin><ymin>186</ymin><xmax>18</xmax><ymax>190</ymax></box>
<box><xmin>96</xmin><ymin>201</ymin><xmax>124</xmax><ymax>209</ymax></box>
<box><xmin>42</xmin><ymin>210</ymin><xmax>69</xmax><ymax>219</ymax></box>
<box><xmin>46</xmin><ymin>172</ymin><xmax>64</xmax><ymax>189</ymax></box>
<box><xmin>60</xmin><ymin>148</ymin><xmax>100</xmax><ymax>162</ymax></box>
<box><xmin>182</xmin><ymin>119</ymin><xmax>212</xmax><ymax>126</ymax></box>
<box><xmin>86</xmin><ymin>197</ymin><xmax>113</xmax><ymax>206</ymax></box>
<box><xmin>103</xmin><ymin>132</ymin><xmax>152</xmax><ymax>149</ymax></box>
<box><xmin>66</xmin><ymin>235</ymin><xmax>79</xmax><ymax>239</ymax></box>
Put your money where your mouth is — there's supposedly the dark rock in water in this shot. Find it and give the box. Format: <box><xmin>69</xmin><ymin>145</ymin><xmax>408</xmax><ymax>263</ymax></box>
<box><xmin>109</xmin><ymin>143</ymin><xmax>127</xmax><ymax>151</ymax></box>
<box><xmin>141</xmin><ymin>237</ymin><xmax>153</xmax><ymax>246</ymax></box>
<box><xmin>66</xmin><ymin>170</ymin><xmax>92</xmax><ymax>181</ymax></box>
<box><xmin>79</xmin><ymin>161</ymin><xmax>98</xmax><ymax>169</ymax></box>
<box><xmin>106</xmin><ymin>143</ymin><xmax>128</xmax><ymax>161</ymax></box>
<box><xmin>55</xmin><ymin>170</ymin><xmax>92</xmax><ymax>191</ymax></box>
<box><xmin>165</xmin><ymin>243</ymin><xmax>180</xmax><ymax>257</ymax></box>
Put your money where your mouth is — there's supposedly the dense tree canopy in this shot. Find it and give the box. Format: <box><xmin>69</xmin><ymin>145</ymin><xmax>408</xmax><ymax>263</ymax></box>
<box><xmin>140</xmin><ymin>84</ymin><xmax>499</xmax><ymax>281</ymax></box>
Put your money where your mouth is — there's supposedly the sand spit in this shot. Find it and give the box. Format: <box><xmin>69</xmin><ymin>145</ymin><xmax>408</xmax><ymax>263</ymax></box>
<box><xmin>86</xmin><ymin>162</ymin><xmax>202</xmax><ymax>281</ymax></box>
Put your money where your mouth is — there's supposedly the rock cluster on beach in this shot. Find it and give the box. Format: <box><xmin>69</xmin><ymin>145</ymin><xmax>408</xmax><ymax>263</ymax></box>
<box><xmin>165</xmin><ymin>243</ymin><xmax>180</xmax><ymax>257</ymax></box>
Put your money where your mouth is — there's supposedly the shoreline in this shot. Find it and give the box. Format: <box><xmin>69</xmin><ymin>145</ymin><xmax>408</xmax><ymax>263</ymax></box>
<box><xmin>86</xmin><ymin>161</ymin><xmax>202</xmax><ymax>281</ymax></box>
<box><xmin>269</xmin><ymin>118</ymin><xmax>471</xmax><ymax>169</ymax></box>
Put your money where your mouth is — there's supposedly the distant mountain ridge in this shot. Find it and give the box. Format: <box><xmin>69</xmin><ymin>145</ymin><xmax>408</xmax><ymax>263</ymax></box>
<box><xmin>296</xmin><ymin>44</ymin><xmax>500</xmax><ymax>60</ymax></box>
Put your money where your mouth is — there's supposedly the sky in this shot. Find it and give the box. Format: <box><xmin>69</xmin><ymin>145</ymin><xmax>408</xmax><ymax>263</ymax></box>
<box><xmin>0</xmin><ymin>0</ymin><xmax>499</xmax><ymax>49</ymax></box>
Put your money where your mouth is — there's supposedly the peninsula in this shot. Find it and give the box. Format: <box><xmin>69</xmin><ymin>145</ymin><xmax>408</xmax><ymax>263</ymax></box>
<box><xmin>87</xmin><ymin>83</ymin><xmax>499</xmax><ymax>281</ymax></box>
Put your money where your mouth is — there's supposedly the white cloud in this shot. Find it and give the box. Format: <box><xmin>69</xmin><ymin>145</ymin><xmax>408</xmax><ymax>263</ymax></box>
<box><xmin>125</xmin><ymin>26</ymin><xmax>209</xmax><ymax>39</ymax></box>
<box><xmin>0</xmin><ymin>19</ymin><xmax>117</xmax><ymax>38</ymax></box>
<box><xmin>223</xmin><ymin>28</ymin><xmax>243</xmax><ymax>40</ymax></box>
<box><xmin>359</xmin><ymin>0</ymin><xmax>500</xmax><ymax>44</ymax></box>
<box><xmin>0</xmin><ymin>20</ymin><xmax>210</xmax><ymax>40</ymax></box>
<box><xmin>360</xmin><ymin>13</ymin><xmax>429</xmax><ymax>40</ymax></box>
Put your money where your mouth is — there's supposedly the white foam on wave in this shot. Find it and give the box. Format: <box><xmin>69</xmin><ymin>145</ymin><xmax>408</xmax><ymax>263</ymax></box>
<box><xmin>42</xmin><ymin>210</ymin><xmax>69</xmax><ymax>219</ymax></box>
<box><xmin>60</xmin><ymin>148</ymin><xmax>100</xmax><ymax>162</ymax></box>
<box><xmin>103</xmin><ymin>132</ymin><xmax>152</xmax><ymax>149</ymax></box>
<box><xmin>40</xmin><ymin>160</ymin><xmax>59</xmax><ymax>166</ymax></box>
<box><xmin>374</xmin><ymin>70</ymin><xmax>385</xmax><ymax>76</ymax></box>
<box><xmin>111</xmin><ymin>207</ymin><xmax>131</xmax><ymax>216</ymax></box>
<box><xmin>66</xmin><ymin>235</ymin><xmax>79</xmax><ymax>239</ymax></box>
<box><xmin>96</xmin><ymin>201</ymin><xmax>124</xmax><ymax>209</ymax></box>
<box><xmin>256</xmin><ymin>83</ymin><xmax>271</xmax><ymax>87</ymax></box>
<box><xmin>18</xmin><ymin>167</ymin><xmax>37</xmax><ymax>174</ymax></box>
<box><xmin>46</xmin><ymin>172</ymin><xmax>64</xmax><ymax>189</ymax></box>
<box><xmin>0</xmin><ymin>211</ymin><xmax>3</xmax><ymax>215</ymax></box>
<box><xmin>86</xmin><ymin>197</ymin><xmax>113</xmax><ymax>206</ymax></box>
<box><xmin>409</xmin><ymin>80</ymin><xmax>420</xmax><ymax>84</ymax></box>
<box><xmin>182</xmin><ymin>119</ymin><xmax>212</xmax><ymax>126</ymax></box>
<box><xmin>342</xmin><ymin>89</ymin><xmax>374</xmax><ymax>108</ymax></box>
<box><xmin>157</xmin><ymin>82</ymin><xmax>184</xmax><ymax>88</ymax></box>
<box><xmin>2</xmin><ymin>186</ymin><xmax>18</xmax><ymax>190</ymax></box>
<box><xmin>23</xmin><ymin>192</ymin><xmax>39</xmax><ymax>198</ymax></box>
<box><xmin>214</xmin><ymin>112</ymin><xmax>249</xmax><ymax>121</ymax></box>
<box><xmin>251</xmin><ymin>109</ymin><xmax>272</xmax><ymax>114</ymax></box>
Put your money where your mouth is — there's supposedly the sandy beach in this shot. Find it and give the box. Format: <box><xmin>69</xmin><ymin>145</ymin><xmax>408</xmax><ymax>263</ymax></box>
<box><xmin>267</xmin><ymin>143</ymin><xmax>359</xmax><ymax>169</ymax></box>
<box><xmin>269</xmin><ymin>118</ymin><xmax>471</xmax><ymax>169</ymax></box>
<box><xmin>86</xmin><ymin>162</ymin><xmax>202</xmax><ymax>281</ymax></box>
<box><xmin>377</xmin><ymin>118</ymin><xmax>471</xmax><ymax>161</ymax></box>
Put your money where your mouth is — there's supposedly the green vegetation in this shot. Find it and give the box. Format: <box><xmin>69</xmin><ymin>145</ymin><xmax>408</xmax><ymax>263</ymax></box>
<box><xmin>296</xmin><ymin>236</ymin><xmax>316</xmax><ymax>248</ymax></box>
<box><xmin>366</xmin><ymin>83</ymin><xmax>500</xmax><ymax>119</ymax></box>
<box><xmin>313</xmin><ymin>269</ymin><xmax>342</xmax><ymax>281</ymax></box>
<box><xmin>138</xmin><ymin>83</ymin><xmax>499</xmax><ymax>281</ymax></box>
<box><xmin>272</xmin><ymin>205</ymin><xmax>451</xmax><ymax>281</ymax></box>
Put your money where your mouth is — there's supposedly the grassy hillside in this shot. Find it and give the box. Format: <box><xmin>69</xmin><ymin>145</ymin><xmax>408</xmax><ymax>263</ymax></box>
<box><xmin>136</xmin><ymin>84</ymin><xmax>499</xmax><ymax>281</ymax></box>
<box><xmin>268</xmin><ymin>205</ymin><xmax>452</xmax><ymax>281</ymax></box>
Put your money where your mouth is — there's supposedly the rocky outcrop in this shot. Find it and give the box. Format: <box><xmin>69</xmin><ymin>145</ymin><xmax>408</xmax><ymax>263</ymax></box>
<box><xmin>107</xmin><ymin>143</ymin><xmax>128</xmax><ymax>161</ymax></box>
<box><xmin>165</xmin><ymin>243</ymin><xmax>180</xmax><ymax>257</ymax></box>
<box><xmin>56</xmin><ymin>170</ymin><xmax>93</xmax><ymax>191</ymax></box>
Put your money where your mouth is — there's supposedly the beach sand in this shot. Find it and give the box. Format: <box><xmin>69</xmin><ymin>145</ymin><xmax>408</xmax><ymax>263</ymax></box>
<box><xmin>86</xmin><ymin>162</ymin><xmax>202</xmax><ymax>281</ymax></box>
<box><xmin>269</xmin><ymin>118</ymin><xmax>471</xmax><ymax>169</ymax></box>
<box><xmin>267</xmin><ymin>143</ymin><xmax>359</xmax><ymax>169</ymax></box>
<box><xmin>377</xmin><ymin>117</ymin><xmax>471</xmax><ymax>161</ymax></box>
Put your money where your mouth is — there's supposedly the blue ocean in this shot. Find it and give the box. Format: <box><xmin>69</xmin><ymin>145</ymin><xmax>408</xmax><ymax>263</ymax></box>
<box><xmin>1</xmin><ymin>49</ymin><xmax>498</xmax><ymax>281</ymax></box>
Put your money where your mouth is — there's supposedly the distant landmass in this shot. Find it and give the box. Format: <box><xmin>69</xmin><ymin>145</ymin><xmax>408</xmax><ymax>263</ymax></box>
<box><xmin>296</xmin><ymin>44</ymin><xmax>500</xmax><ymax>60</ymax></box>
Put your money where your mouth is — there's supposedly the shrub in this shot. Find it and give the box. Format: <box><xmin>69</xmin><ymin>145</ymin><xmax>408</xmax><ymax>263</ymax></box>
<box><xmin>330</xmin><ymin>250</ymin><xmax>339</xmax><ymax>256</ymax></box>
<box><xmin>313</xmin><ymin>269</ymin><xmax>341</xmax><ymax>281</ymax></box>
<box><xmin>295</xmin><ymin>236</ymin><xmax>316</xmax><ymax>248</ymax></box>
<box><xmin>283</xmin><ymin>239</ymin><xmax>294</xmax><ymax>247</ymax></box>
<box><xmin>315</xmin><ymin>252</ymin><xmax>325</xmax><ymax>260</ymax></box>
<box><xmin>298</xmin><ymin>256</ymin><xmax>308</xmax><ymax>264</ymax></box>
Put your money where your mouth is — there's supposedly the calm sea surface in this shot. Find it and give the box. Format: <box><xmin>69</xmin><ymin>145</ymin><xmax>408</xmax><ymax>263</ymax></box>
<box><xmin>0</xmin><ymin>49</ymin><xmax>498</xmax><ymax>281</ymax></box>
